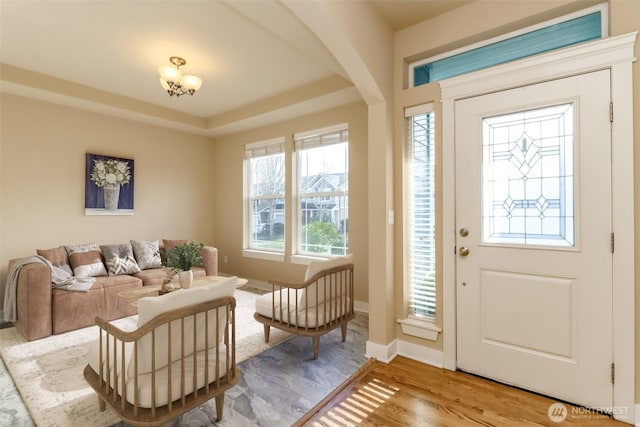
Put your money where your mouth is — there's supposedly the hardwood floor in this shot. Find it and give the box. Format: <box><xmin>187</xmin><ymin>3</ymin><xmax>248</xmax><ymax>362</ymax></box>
<box><xmin>296</xmin><ymin>356</ymin><xmax>627</xmax><ymax>427</ymax></box>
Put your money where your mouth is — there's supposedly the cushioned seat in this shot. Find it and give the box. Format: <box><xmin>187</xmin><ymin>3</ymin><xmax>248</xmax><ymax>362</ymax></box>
<box><xmin>52</xmin><ymin>274</ymin><xmax>140</xmax><ymax>334</ymax></box>
<box><xmin>133</xmin><ymin>266</ymin><xmax>206</xmax><ymax>286</ymax></box>
<box><xmin>255</xmin><ymin>294</ymin><xmax>351</xmax><ymax>328</ymax></box>
<box><xmin>85</xmin><ymin>276</ymin><xmax>239</xmax><ymax>425</ymax></box>
<box><xmin>254</xmin><ymin>255</ymin><xmax>355</xmax><ymax>359</ymax></box>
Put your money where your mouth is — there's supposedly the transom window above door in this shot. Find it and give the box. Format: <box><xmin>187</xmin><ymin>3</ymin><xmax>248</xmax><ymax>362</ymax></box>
<box><xmin>409</xmin><ymin>4</ymin><xmax>606</xmax><ymax>87</ymax></box>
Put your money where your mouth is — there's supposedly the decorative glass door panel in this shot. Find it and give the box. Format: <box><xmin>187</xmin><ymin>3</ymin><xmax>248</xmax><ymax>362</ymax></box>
<box><xmin>482</xmin><ymin>103</ymin><xmax>574</xmax><ymax>247</ymax></box>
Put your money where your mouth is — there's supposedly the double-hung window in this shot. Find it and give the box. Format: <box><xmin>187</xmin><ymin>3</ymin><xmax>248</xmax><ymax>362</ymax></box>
<box><xmin>245</xmin><ymin>138</ymin><xmax>285</xmax><ymax>252</ymax></box>
<box><xmin>405</xmin><ymin>104</ymin><xmax>436</xmax><ymax>319</ymax></box>
<box><xmin>294</xmin><ymin>124</ymin><xmax>349</xmax><ymax>256</ymax></box>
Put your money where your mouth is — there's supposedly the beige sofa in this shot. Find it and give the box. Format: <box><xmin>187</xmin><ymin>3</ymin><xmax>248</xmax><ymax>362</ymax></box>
<box><xmin>8</xmin><ymin>239</ymin><xmax>218</xmax><ymax>342</ymax></box>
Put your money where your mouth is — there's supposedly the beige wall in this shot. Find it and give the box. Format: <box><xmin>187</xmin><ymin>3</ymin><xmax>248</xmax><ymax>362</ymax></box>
<box><xmin>393</xmin><ymin>0</ymin><xmax>639</xmax><ymax>400</ymax></box>
<box><xmin>212</xmin><ymin>101</ymin><xmax>369</xmax><ymax>305</ymax></box>
<box><xmin>0</xmin><ymin>94</ymin><xmax>217</xmax><ymax>304</ymax></box>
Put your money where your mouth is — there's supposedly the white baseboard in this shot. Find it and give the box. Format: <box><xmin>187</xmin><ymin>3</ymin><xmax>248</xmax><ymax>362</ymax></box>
<box><xmin>365</xmin><ymin>338</ymin><xmax>444</xmax><ymax>367</ymax></box>
<box><xmin>365</xmin><ymin>339</ymin><xmax>397</xmax><ymax>363</ymax></box>
<box><xmin>396</xmin><ymin>340</ymin><xmax>444</xmax><ymax>368</ymax></box>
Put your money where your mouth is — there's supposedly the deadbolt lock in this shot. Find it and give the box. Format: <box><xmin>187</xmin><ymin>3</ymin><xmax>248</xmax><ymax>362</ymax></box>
<box><xmin>459</xmin><ymin>228</ymin><xmax>469</xmax><ymax>237</ymax></box>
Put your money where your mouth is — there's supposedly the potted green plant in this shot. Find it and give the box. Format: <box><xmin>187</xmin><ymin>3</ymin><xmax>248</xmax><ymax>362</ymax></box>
<box><xmin>165</xmin><ymin>241</ymin><xmax>204</xmax><ymax>289</ymax></box>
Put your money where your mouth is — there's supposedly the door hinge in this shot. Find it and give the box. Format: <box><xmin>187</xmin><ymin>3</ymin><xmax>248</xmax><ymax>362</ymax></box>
<box><xmin>611</xmin><ymin>232</ymin><xmax>615</xmax><ymax>253</ymax></box>
<box><xmin>611</xmin><ymin>362</ymin><xmax>615</xmax><ymax>384</ymax></box>
<box><xmin>610</xmin><ymin>102</ymin><xmax>613</xmax><ymax>123</ymax></box>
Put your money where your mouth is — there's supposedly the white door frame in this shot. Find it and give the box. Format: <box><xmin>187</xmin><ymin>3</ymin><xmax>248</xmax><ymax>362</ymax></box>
<box><xmin>441</xmin><ymin>32</ymin><xmax>637</xmax><ymax>423</ymax></box>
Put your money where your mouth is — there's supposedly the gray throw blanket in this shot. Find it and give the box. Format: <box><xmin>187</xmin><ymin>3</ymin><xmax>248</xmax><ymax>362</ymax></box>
<box><xmin>3</xmin><ymin>255</ymin><xmax>95</xmax><ymax>322</ymax></box>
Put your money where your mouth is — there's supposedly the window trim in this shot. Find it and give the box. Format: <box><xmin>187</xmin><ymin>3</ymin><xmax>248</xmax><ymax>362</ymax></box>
<box><xmin>294</xmin><ymin>124</ymin><xmax>350</xmax><ymax>257</ymax></box>
<box><xmin>243</xmin><ymin>137</ymin><xmax>286</xmax><ymax>254</ymax></box>
<box><xmin>400</xmin><ymin>102</ymin><xmax>439</xmax><ymax>339</ymax></box>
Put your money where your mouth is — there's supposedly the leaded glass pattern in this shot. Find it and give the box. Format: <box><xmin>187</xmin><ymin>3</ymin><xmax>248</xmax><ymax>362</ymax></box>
<box><xmin>482</xmin><ymin>104</ymin><xmax>574</xmax><ymax>247</ymax></box>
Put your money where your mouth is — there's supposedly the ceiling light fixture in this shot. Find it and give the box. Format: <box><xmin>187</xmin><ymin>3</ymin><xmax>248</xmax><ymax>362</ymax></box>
<box><xmin>158</xmin><ymin>56</ymin><xmax>202</xmax><ymax>97</ymax></box>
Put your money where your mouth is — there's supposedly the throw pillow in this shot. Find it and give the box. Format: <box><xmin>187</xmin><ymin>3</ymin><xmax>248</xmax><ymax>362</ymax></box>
<box><xmin>37</xmin><ymin>246</ymin><xmax>73</xmax><ymax>275</ymax></box>
<box><xmin>68</xmin><ymin>249</ymin><xmax>108</xmax><ymax>278</ymax></box>
<box><xmin>132</xmin><ymin>276</ymin><xmax>237</xmax><ymax>378</ymax></box>
<box><xmin>100</xmin><ymin>243</ymin><xmax>141</xmax><ymax>276</ymax></box>
<box><xmin>130</xmin><ymin>240</ymin><xmax>162</xmax><ymax>270</ymax></box>
<box><xmin>65</xmin><ymin>242</ymin><xmax>100</xmax><ymax>255</ymax></box>
<box><xmin>302</xmin><ymin>254</ymin><xmax>354</xmax><ymax>308</ymax></box>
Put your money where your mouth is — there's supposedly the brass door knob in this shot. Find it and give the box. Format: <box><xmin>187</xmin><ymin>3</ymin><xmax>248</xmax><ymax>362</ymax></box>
<box><xmin>459</xmin><ymin>246</ymin><xmax>470</xmax><ymax>257</ymax></box>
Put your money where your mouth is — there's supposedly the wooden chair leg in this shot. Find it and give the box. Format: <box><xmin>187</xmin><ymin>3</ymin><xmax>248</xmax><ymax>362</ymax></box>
<box><xmin>98</xmin><ymin>397</ymin><xmax>106</xmax><ymax>412</ymax></box>
<box><xmin>263</xmin><ymin>324</ymin><xmax>271</xmax><ymax>342</ymax></box>
<box><xmin>341</xmin><ymin>322</ymin><xmax>348</xmax><ymax>342</ymax></box>
<box><xmin>215</xmin><ymin>392</ymin><xmax>225</xmax><ymax>422</ymax></box>
<box><xmin>312</xmin><ymin>336</ymin><xmax>320</xmax><ymax>359</ymax></box>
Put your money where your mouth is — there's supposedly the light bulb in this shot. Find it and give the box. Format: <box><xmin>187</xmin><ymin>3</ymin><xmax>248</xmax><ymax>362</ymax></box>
<box><xmin>181</xmin><ymin>75</ymin><xmax>202</xmax><ymax>91</ymax></box>
<box><xmin>158</xmin><ymin>65</ymin><xmax>182</xmax><ymax>83</ymax></box>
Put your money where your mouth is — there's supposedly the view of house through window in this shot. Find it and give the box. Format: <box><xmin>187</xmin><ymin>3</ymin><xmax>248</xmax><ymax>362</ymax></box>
<box><xmin>406</xmin><ymin>105</ymin><xmax>436</xmax><ymax>319</ymax></box>
<box><xmin>246</xmin><ymin>138</ymin><xmax>285</xmax><ymax>252</ymax></box>
<box><xmin>295</xmin><ymin>125</ymin><xmax>349</xmax><ymax>256</ymax></box>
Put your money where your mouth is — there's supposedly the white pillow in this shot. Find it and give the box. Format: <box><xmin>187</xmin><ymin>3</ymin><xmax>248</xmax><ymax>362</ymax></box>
<box><xmin>130</xmin><ymin>276</ymin><xmax>237</xmax><ymax>377</ymax></box>
<box><xmin>302</xmin><ymin>254</ymin><xmax>353</xmax><ymax>309</ymax></box>
<box><xmin>304</xmin><ymin>254</ymin><xmax>354</xmax><ymax>282</ymax></box>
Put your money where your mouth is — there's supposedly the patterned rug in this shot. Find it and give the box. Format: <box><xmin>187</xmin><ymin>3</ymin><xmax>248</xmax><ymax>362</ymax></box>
<box><xmin>0</xmin><ymin>288</ymin><xmax>291</xmax><ymax>427</ymax></box>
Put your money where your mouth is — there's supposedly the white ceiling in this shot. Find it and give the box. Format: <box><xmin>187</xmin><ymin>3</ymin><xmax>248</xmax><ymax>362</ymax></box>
<box><xmin>0</xmin><ymin>0</ymin><xmax>469</xmax><ymax>136</ymax></box>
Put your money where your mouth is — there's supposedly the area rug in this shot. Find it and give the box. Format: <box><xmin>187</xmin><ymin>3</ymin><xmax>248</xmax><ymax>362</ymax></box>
<box><xmin>0</xmin><ymin>288</ymin><xmax>291</xmax><ymax>427</ymax></box>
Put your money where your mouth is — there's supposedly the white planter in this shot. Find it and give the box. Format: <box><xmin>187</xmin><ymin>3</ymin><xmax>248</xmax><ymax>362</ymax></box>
<box><xmin>179</xmin><ymin>270</ymin><xmax>193</xmax><ymax>289</ymax></box>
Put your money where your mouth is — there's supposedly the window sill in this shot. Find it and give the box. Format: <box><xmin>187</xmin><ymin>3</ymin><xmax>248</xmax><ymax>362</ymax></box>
<box><xmin>242</xmin><ymin>249</ymin><xmax>285</xmax><ymax>263</ymax></box>
<box><xmin>397</xmin><ymin>317</ymin><xmax>441</xmax><ymax>341</ymax></box>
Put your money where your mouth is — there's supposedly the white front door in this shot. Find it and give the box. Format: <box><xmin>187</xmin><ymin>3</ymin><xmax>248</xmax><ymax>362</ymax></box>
<box><xmin>455</xmin><ymin>70</ymin><xmax>613</xmax><ymax>409</ymax></box>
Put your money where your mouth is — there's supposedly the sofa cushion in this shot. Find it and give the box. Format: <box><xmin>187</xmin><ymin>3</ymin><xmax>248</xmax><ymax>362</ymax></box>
<box><xmin>133</xmin><ymin>266</ymin><xmax>206</xmax><ymax>287</ymax></box>
<box><xmin>131</xmin><ymin>276</ymin><xmax>237</xmax><ymax>378</ymax></box>
<box><xmin>65</xmin><ymin>242</ymin><xmax>100</xmax><ymax>255</ymax></box>
<box><xmin>52</xmin><ymin>275</ymin><xmax>140</xmax><ymax>334</ymax></box>
<box><xmin>68</xmin><ymin>250</ymin><xmax>108</xmax><ymax>278</ymax></box>
<box><xmin>36</xmin><ymin>246</ymin><xmax>72</xmax><ymax>275</ymax></box>
<box><xmin>130</xmin><ymin>240</ymin><xmax>162</xmax><ymax>270</ymax></box>
<box><xmin>134</xmin><ymin>267</ymin><xmax>175</xmax><ymax>287</ymax></box>
<box><xmin>100</xmin><ymin>243</ymin><xmax>141</xmax><ymax>276</ymax></box>
<box><xmin>301</xmin><ymin>254</ymin><xmax>353</xmax><ymax>308</ymax></box>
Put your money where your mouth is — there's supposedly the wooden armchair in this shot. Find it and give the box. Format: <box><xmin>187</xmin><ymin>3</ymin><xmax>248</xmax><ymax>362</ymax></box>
<box><xmin>83</xmin><ymin>277</ymin><xmax>240</xmax><ymax>426</ymax></box>
<box><xmin>254</xmin><ymin>256</ymin><xmax>355</xmax><ymax>359</ymax></box>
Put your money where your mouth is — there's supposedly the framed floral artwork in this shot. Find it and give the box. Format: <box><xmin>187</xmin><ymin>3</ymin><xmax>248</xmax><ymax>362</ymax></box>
<box><xmin>85</xmin><ymin>153</ymin><xmax>134</xmax><ymax>215</ymax></box>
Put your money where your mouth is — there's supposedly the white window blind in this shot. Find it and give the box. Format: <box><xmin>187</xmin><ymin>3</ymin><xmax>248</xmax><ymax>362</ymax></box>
<box><xmin>294</xmin><ymin>123</ymin><xmax>349</xmax><ymax>151</ymax></box>
<box><xmin>245</xmin><ymin>137</ymin><xmax>285</xmax><ymax>159</ymax></box>
<box><xmin>406</xmin><ymin>104</ymin><xmax>436</xmax><ymax>318</ymax></box>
